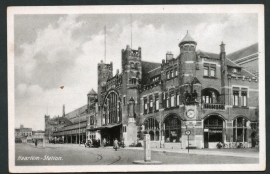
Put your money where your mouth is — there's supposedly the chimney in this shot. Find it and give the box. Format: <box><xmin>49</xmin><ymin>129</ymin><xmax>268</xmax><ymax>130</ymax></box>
<box><xmin>220</xmin><ymin>41</ymin><xmax>225</xmax><ymax>53</ymax></box>
<box><xmin>166</xmin><ymin>51</ymin><xmax>173</xmax><ymax>62</ymax></box>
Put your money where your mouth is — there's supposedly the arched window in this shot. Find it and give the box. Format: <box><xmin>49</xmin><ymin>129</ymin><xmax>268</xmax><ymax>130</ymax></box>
<box><xmin>149</xmin><ymin>131</ymin><xmax>154</xmax><ymax>141</ymax></box>
<box><xmin>103</xmin><ymin>91</ymin><xmax>121</xmax><ymax>124</ymax></box>
<box><xmin>233</xmin><ymin>117</ymin><xmax>248</xmax><ymax>142</ymax></box>
<box><xmin>164</xmin><ymin>115</ymin><xmax>181</xmax><ymax>143</ymax></box>
<box><xmin>144</xmin><ymin>117</ymin><xmax>160</xmax><ymax>141</ymax></box>
<box><xmin>166</xmin><ymin>72</ymin><xmax>170</xmax><ymax>79</ymax></box>
<box><xmin>155</xmin><ymin>131</ymin><xmax>159</xmax><ymax>141</ymax></box>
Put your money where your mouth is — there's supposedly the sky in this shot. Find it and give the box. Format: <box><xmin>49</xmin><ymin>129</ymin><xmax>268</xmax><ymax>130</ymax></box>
<box><xmin>14</xmin><ymin>13</ymin><xmax>258</xmax><ymax>130</ymax></box>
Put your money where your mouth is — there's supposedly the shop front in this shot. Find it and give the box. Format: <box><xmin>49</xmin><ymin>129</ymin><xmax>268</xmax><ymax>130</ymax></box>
<box><xmin>203</xmin><ymin>115</ymin><xmax>224</xmax><ymax>148</ymax></box>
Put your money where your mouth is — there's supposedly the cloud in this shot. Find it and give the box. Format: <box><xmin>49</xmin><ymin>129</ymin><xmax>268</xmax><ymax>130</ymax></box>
<box><xmin>14</xmin><ymin>14</ymin><xmax>258</xmax><ymax>130</ymax></box>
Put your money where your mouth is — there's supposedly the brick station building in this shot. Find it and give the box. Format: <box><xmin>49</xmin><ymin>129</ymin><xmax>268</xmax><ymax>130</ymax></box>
<box><xmin>51</xmin><ymin>31</ymin><xmax>259</xmax><ymax>149</ymax></box>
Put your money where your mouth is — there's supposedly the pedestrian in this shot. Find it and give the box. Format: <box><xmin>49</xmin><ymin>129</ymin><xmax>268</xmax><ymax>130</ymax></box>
<box><xmin>35</xmin><ymin>139</ymin><xmax>37</xmax><ymax>147</ymax></box>
<box><xmin>113</xmin><ymin>138</ymin><xmax>119</xmax><ymax>151</ymax></box>
<box><xmin>103</xmin><ymin>138</ymin><xmax>106</xmax><ymax>147</ymax></box>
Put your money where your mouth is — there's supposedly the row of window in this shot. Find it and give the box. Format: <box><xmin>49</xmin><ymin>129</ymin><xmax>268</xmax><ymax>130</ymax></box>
<box><xmin>166</xmin><ymin>68</ymin><xmax>178</xmax><ymax>79</ymax></box>
<box><xmin>233</xmin><ymin>88</ymin><xmax>247</xmax><ymax>107</ymax></box>
<box><xmin>203</xmin><ymin>63</ymin><xmax>216</xmax><ymax>77</ymax></box>
<box><xmin>143</xmin><ymin>93</ymin><xmax>180</xmax><ymax>114</ymax></box>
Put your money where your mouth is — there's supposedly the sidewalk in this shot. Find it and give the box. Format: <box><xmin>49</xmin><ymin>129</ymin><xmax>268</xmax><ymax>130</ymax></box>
<box><xmin>119</xmin><ymin>146</ymin><xmax>259</xmax><ymax>158</ymax></box>
<box><xmin>27</xmin><ymin>143</ymin><xmax>259</xmax><ymax>158</ymax></box>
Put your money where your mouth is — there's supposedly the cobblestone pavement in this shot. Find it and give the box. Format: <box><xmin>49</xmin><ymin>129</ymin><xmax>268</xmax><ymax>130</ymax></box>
<box><xmin>15</xmin><ymin>143</ymin><xmax>259</xmax><ymax>166</ymax></box>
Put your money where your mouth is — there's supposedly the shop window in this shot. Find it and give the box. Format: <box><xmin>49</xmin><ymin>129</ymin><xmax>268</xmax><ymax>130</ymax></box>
<box><xmin>164</xmin><ymin>115</ymin><xmax>181</xmax><ymax>143</ymax></box>
<box><xmin>233</xmin><ymin>117</ymin><xmax>247</xmax><ymax>142</ymax></box>
<box><xmin>233</xmin><ymin>90</ymin><xmax>239</xmax><ymax>106</ymax></box>
<box><xmin>155</xmin><ymin>131</ymin><xmax>160</xmax><ymax>141</ymax></box>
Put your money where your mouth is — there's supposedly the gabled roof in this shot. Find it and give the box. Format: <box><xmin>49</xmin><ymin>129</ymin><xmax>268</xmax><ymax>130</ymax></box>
<box><xmin>64</xmin><ymin>104</ymin><xmax>88</xmax><ymax>120</ymax></box>
<box><xmin>141</xmin><ymin>61</ymin><xmax>161</xmax><ymax>84</ymax></box>
<box><xmin>227</xmin><ymin>43</ymin><xmax>258</xmax><ymax>61</ymax></box>
<box><xmin>197</xmin><ymin>50</ymin><xmax>220</xmax><ymax>59</ymax></box>
<box><xmin>88</xmin><ymin>88</ymin><xmax>97</xmax><ymax>95</ymax></box>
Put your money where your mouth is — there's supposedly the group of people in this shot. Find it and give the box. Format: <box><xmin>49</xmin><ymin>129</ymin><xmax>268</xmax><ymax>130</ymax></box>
<box><xmin>103</xmin><ymin>138</ymin><xmax>124</xmax><ymax>151</ymax></box>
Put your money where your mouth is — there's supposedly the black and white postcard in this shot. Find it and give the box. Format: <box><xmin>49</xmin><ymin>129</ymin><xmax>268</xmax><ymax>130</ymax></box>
<box><xmin>8</xmin><ymin>5</ymin><xmax>265</xmax><ymax>172</ymax></box>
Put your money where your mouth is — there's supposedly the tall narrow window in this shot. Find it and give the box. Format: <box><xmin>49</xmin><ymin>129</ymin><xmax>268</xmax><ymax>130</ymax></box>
<box><xmin>170</xmin><ymin>70</ymin><xmax>174</xmax><ymax>78</ymax></box>
<box><xmin>210</xmin><ymin>67</ymin><xmax>216</xmax><ymax>77</ymax></box>
<box><xmin>241</xmin><ymin>89</ymin><xmax>247</xmax><ymax>107</ymax></box>
<box><xmin>171</xmin><ymin>94</ymin><xmax>175</xmax><ymax>107</ymax></box>
<box><xmin>144</xmin><ymin>98</ymin><xmax>147</xmax><ymax>114</ymax></box>
<box><xmin>233</xmin><ymin>90</ymin><xmax>239</xmax><ymax>106</ymax></box>
<box><xmin>175</xmin><ymin>68</ymin><xmax>178</xmax><ymax>76</ymax></box>
<box><xmin>176</xmin><ymin>93</ymin><xmax>180</xmax><ymax>105</ymax></box>
<box><xmin>149</xmin><ymin>96</ymin><xmax>153</xmax><ymax>113</ymax></box>
<box><xmin>167</xmin><ymin>72</ymin><xmax>170</xmax><ymax>79</ymax></box>
<box><xmin>204</xmin><ymin>66</ymin><xmax>209</xmax><ymax>76</ymax></box>
<box><xmin>155</xmin><ymin>95</ymin><xmax>159</xmax><ymax>111</ymax></box>
<box><xmin>166</xmin><ymin>93</ymin><xmax>169</xmax><ymax>108</ymax></box>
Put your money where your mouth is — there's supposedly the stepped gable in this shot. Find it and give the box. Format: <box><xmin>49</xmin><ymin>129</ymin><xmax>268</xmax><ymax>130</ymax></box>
<box><xmin>141</xmin><ymin>61</ymin><xmax>161</xmax><ymax>84</ymax></box>
<box><xmin>227</xmin><ymin>43</ymin><xmax>258</xmax><ymax>61</ymax></box>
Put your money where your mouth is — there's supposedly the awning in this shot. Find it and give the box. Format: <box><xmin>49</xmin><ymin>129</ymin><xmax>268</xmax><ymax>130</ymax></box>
<box><xmin>92</xmin><ymin>123</ymin><xmax>122</xmax><ymax>130</ymax></box>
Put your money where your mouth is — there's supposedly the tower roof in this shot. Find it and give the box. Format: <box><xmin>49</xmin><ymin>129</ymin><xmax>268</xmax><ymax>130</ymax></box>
<box><xmin>179</xmin><ymin>31</ymin><xmax>196</xmax><ymax>45</ymax></box>
<box><xmin>88</xmin><ymin>88</ymin><xmax>97</xmax><ymax>95</ymax></box>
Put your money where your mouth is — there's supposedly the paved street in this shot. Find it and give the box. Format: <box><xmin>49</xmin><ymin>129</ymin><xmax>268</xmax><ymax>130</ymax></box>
<box><xmin>15</xmin><ymin>143</ymin><xmax>259</xmax><ymax>166</ymax></box>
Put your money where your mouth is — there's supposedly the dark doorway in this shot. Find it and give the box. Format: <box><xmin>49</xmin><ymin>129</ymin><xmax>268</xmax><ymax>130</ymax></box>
<box><xmin>204</xmin><ymin>115</ymin><xmax>224</xmax><ymax>148</ymax></box>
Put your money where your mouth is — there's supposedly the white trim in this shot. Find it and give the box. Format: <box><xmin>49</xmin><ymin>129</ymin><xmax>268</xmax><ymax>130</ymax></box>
<box><xmin>233</xmin><ymin>53</ymin><xmax>258</xmax><ymax>63</ymax></box>
<box><xmin>185</xmin><ymin>61</ymin><xmax>195</xmax><ymax>64</ymax></box>
<box><xmin>202</xmin><ymin>60</ymin><xmax>221</xmax><ymax>67</ymax></box>
<box><xmin>237</xmin><ymin>57</ymin><xmax>258</xmax><ymax>65</ymax></box>
<box><xmin>147</xmin><ymin>66</ymin><xmax>161</xmax><ymax>73</ymax></box>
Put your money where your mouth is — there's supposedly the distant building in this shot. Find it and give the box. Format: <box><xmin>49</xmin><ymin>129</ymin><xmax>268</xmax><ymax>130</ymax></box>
<box><xmin>52</xmin><ymin>89</ymin><xmax>99</xmax><ymax>144</ymax></box>
<box><xmin>32</xmin><ymin>130</ymin><xmax>45</xmax><ymax>140</ymax></box>
<box><xmin>14</xmin><ymin>125</ymin><xmax>32</xmax><ymax>143</ymax></box>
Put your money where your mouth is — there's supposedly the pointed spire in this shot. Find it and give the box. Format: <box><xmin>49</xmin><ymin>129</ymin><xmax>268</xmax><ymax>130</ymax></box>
<box><xmin>179</xmin><ymin>31</ymin><xmax>197</xmax><ymax>46</ymax></box>
<box><xmin>88</xmin><ymin>88</ymin><xmax>97</xmax><ymax>95</ymax></box>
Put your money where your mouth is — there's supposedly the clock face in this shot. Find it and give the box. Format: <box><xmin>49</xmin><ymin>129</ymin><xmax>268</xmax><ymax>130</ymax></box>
<box><xmin>186</xmin><ymin>110</ymin><xmax>195</xmax><ymax>118</ymax></box>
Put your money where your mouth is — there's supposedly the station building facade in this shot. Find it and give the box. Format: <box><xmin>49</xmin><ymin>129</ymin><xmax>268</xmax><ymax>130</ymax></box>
<box><xmin>51</xmin><ymin>32</ymin><xmax>259</xmax><ymax>149</ymax></box>
<box><xmin>95</xmin><ymin>32</ymin><xmax>259</xmax><ymax>148</ymax></box>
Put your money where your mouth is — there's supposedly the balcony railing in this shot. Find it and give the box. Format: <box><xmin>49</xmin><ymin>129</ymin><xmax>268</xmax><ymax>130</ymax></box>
<box><xmin>202</xmin><ymin>103</ymin><xmax>225</xmax><ymax>110</ymax></box>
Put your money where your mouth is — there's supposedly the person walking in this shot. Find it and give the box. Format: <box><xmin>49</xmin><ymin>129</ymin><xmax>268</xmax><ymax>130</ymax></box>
<box><xmin>113</xmin><ymin>138</ymin><xmax>119</xmax><ymax>151</ymax></box>
<box><xmin>35</xmin><ymin>139</ymin><xmax>37</xmax><ymax>147</ymax></box>
<box><xmin>103</xmin><ymin>138</ymin><xmax>107</xmax><ymax>147</ymax></box>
